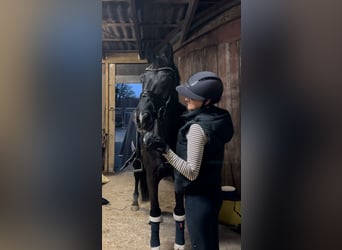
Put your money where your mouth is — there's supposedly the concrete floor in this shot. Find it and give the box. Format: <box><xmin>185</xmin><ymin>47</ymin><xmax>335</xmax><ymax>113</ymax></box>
<box><xmin>105</xmin><ymin>127</ymin><xmax>241</xmax><ymax>249</ymax></box>
<box><xmin>102</xmin><ymin>170</ymin><xmax>241</xmax><ymax>250</ymax></box>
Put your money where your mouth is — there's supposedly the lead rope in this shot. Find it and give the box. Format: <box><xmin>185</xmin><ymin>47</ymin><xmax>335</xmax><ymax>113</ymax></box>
<box><xmin>132</xmin><ymin>130</ymin><xmax>143</xmax><ymax>172</ymax></box>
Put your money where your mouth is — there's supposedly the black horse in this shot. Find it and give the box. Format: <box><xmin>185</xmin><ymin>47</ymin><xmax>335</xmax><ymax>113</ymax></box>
<box><xmin>122</xmin><ymin>44</ymin><xmax>187</xmax><ymax>249</ymax></box>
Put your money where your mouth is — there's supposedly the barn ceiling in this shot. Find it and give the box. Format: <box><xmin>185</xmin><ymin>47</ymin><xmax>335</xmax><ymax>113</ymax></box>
<box><xmin>102</xmin><ymin>0</ymin><xmax>241</xmax><ymax>59</ymax></box>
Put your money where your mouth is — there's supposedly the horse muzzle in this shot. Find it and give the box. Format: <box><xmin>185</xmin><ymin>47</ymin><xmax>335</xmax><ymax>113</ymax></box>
<box><xmin>135</xmin><ymin>111</ymin><xmax>154</xmax><ymax>132</ymax></box>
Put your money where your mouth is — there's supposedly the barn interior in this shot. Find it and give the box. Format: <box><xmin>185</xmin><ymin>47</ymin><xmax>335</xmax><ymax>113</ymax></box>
<box><xmin>102</xmin><ymin>1</ymin><xmax>241</xmax><ymax>249</ymax></box>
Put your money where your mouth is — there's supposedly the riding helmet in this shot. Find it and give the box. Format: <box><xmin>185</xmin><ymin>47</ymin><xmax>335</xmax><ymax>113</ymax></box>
<box><xmin>176</xmin><ymin>71</ymin><xmax>223</xmax><ymax>104</ymax></box>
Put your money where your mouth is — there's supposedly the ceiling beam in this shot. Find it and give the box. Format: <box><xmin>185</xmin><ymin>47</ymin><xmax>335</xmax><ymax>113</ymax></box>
<box><xmin>173</xmin><ymin>4</ymin><xmax>240</xmax><ymax>52</ymax></box>
<box><xmin>149</xmin><ymin>0</ymin><xmax>189</xmax><ymax>4</ymax></box>
<box><xmin>197</xmin><ymin>0</ymin><xmax>220</xmax><ymax>3</ymax></box>
<box><xmin>102</xmin><ymin>38</ymin><xmax>137</xmax><ymax>42</ymax></box>
<box><xmin>103</xmin><ymin>22</ymin><xmax>178</xmax><ymax>28</ymax></box>
<box><xmin>102</xmin><ymin>0</ymin><xmax>130</xmax><ymax>2</ymax></box>
<box><xmin>103</xmin><ymin>23</ymin><xmax>134</xmax><ymax>27</ymax></box>
<box><xmin>190</xmin><ymin>0</ymin><xmax>240</xmax><ymax>33</ymax></box>
<box><xmin>141</xmin><ymin>23</ymin><xmax>179</xmax><ymax>28</ymax></box>
<box><xmin>179</xmin><ymin>0</ymin><xmax>199</xmax><ymax>43</ymax></box>
<box><xmin>130</xmin><ymin>0</ymin><xmax>143</xmax><ymax>58</ymax></box>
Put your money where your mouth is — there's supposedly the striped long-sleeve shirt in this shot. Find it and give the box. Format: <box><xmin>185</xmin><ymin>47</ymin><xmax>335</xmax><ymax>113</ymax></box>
<box><xmin>163</xmin><ymin>123</ymin><xmax>208</xmax><ymax>181</ymax></box>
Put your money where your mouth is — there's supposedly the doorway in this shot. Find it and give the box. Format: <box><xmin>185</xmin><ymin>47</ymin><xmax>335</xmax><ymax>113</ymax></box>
<box><xmin>114</xmin><ymin>82</ymin><xmax>142</xmax><ymax>171</ymax></box>
<box><xmin>113</xmin><ymin>63</ymin><xmax>147</xmax><ymax>172</ymax></box>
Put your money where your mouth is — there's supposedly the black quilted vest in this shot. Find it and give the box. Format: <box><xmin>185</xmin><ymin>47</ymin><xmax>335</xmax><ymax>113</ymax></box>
<box><xmin>174</xmin><ymin>105</ymin><xmax>234</xmax><ymax>195</ymax></box>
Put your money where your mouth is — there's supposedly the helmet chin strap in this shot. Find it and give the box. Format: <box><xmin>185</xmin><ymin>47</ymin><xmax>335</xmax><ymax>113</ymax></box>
<box><xmin>201</xmin><ymin>99</ymin><xmax>212</xmax><ymax>108</ymax></box>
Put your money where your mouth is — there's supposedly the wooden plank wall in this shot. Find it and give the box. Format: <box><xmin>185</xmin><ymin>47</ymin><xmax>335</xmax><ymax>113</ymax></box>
<box><xmin>174</xmin><ymin>18</ymin><xmax>241</xmax><ymax>193</ymax></box>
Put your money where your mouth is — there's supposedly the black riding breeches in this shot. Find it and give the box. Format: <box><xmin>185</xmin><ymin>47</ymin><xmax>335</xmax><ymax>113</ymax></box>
<box><xmin>185</xmin><ymin>193</ymin><xmax>222</xmax><ymax>250</ymax></box>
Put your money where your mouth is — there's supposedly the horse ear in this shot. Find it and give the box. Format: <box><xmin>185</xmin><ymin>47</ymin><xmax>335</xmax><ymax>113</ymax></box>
<box><xmin>166</xmin><ymin>43</ymin><xmax>174</xmax><ymax>58</ymax></box>
<box><xmin>161</xmin><ymin>43</ymin><xmax>173</xmax><ymax>60</ymax></box>
<box><xmin>145</xmin><ymin>45</ymin><xmax>156</xmax><ymax>64</ymax></box>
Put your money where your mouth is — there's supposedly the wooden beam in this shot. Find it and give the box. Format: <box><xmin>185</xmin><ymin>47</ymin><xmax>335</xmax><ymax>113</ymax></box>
<box><xmin>103</xmin><ymin>22</ymin><xmax>178</xmax><ymax>28</ymax></box>
<box><xmin>102</xmin><ymin>0</ymin><xmax>130</xmax><ymax>2</ymax></box>
<box><xmin>107</xmin><ymin>64</ymin><xmax>116</xmax><ymax>172</ymax></box>
<box><xmin>190</xmin><ymin>0</ymin><xmax>240</xmax><ymax>32</ymax></box>
<box><xmin>103</xmin><ymin>23</ymin><xmax>134</xmax><ymax>27</ymax></box>
<box><xmin>103</xmin><ymin>50</ymin><xmax>141</xmax><ymax>59</ymax></box>
<box><xmin>189</xmin><ymin>5</ymin><xmax>240</xmax><ymax>42</ymax></box>
<box><xmin>116</xmin><ymin>75</ymin><xmax>142</xmax><ymax>83</ymax></box>
<box><xmin>173</xmin><ymin>1</ymin><xmax>240</xmax><ymax>51</ymax></box>
<box><xmin>174</xmin><ymin>9</ymin><xmax>240</xmax><ymax>54</ymax></box>
<box><xmin>141</xmin><ymin>23</ymin><xmax>179</xmax><ymax>28</ymax></box>
<box><xmin>141</xmin><ymin>39</ymin><xmax>163</xmax><ymax>42</ymax></box>
<box><xmin>102</xmin><ymin>52</ymin><xmax>147</xmax><ymax>63</ymax></box>
<box><xmin>103</xmin><ymin>62</ymin><xmax>110</xmax><ymax>172</ymax></box>
<box><xmin>102</xmin><ymin>38</ymin><xmax>136</xmax><ymax>41</ymax></box>
<box><xmin>198</xmin><ymin>0</ymin><xmax>219</xmax><ymax>3</ymax></box>
<box><xmin>179</xmin><ymin>0</ymin><xmax>199</xmax><ymax>43</ymax></box>
<box><xmin>149</xmin><ymin>0</ymin><xmax>189</xmax><ymax>4</ymax></box>
<box><xmin>130</xmin><ymin>0</ymin><xmax>143</xmax><ymax>58</ymax></box>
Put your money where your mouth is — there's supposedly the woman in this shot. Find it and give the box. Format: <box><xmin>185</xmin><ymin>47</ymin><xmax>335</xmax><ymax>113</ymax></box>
<box><xmin>144</xmin><ymin>71</ymin><xmax>234</xmax><ymax>250</ymax></box>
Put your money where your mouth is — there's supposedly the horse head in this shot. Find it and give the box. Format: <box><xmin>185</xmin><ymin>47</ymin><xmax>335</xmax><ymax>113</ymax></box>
<box><xmin>134</xmin><ymin>44</ymin><xmax>179</xmax><ymax>135</ymax></box>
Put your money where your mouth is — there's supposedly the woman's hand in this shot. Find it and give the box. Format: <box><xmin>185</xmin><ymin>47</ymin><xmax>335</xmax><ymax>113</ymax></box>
<box><xmin>143</xmin><ymin>132</ymin><xmax>169</xmax><ymax>153</ymax></box>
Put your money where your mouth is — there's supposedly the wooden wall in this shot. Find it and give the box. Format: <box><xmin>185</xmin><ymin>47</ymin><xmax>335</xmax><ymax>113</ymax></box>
<box><xmin>174</xmin><ymin>18</ymin><xmax>241</xmax><ymax>193</ymax></box>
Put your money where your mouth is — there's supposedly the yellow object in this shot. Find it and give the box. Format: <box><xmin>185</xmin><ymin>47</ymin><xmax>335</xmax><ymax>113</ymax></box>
<box><xmin>102</xmin><ymin>174</ymin><xmax>110</xmax><ymax>185</ymax></box>
<box><xmin>219</xmin><ymin>200</ymin><xmax>241</xmax><ymax>226</ymax></box>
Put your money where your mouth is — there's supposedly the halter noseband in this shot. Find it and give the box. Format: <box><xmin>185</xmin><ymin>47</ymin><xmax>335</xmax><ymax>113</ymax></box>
<box><xmin>145</xmin><ymin>66</ymin><xmax>175</xmax><ymax>72</ymax></box>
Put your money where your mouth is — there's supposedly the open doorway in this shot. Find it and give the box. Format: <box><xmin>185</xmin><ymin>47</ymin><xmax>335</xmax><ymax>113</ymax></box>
<box><xmin>114</xmin><ymin>82</ymin><xmax>142</xmax><ymax>171</ymax></box>
<box><xmin>114</xmin><ymin>63</ymin><xmax>147</xmax><ymax>172</ymax></box>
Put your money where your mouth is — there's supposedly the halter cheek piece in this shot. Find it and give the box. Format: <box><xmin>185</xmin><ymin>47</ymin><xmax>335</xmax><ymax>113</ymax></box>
<box><xmin>139</xmin><ymin>91</ymin><xmax>172</xmax><ymax>120</ymax></box>
<box><xmin>142</xmin><ymin>66</ymin><xmax>175</xmax><ymax>120</ymax></box>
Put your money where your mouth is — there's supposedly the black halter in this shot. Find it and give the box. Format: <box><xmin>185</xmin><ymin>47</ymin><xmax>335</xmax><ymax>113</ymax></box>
<box><xmin>145</xmin><ymin>66</ymin><xmax>175</xmax><ymax>72</ymax></box>
<box><xmin>120</xmin><ymin>66</ymin><xmax>178</xmax><ymax>171</ymax></box>
<box><xmin>141</xmin><ymin>66</ymin><xmax>176</xmax><ymax>121</ymax></box>
<box><xmin>139</xmin><ymin>90</ymin><xmax>172</xmax><ymax>121</ymax></box>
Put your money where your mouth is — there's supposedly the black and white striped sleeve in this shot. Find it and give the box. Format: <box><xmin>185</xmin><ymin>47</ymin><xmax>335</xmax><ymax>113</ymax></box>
<box><xmin>163</xmin><ymin>123</ymin><xmax>208</xmax><ymax>181</ymax></box>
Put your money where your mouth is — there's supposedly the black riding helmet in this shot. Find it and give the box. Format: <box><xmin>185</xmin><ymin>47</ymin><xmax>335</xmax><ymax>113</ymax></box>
<box><xmin>176</xmin><ymin>71</ymin><xmax>223</xmax><ymax>104</ymax></box>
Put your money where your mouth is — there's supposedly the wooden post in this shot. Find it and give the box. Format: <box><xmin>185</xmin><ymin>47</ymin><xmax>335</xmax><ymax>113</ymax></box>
<box><xmin>104</xmin><ymin>61</ymin><xmax>110</xmax><ymax>172</ymax></box>
<box><xmin>102</xmin><ymin>63</ymin><xmax>108</xmax><ymax>172</ymax></box>
<box><xmin>107</xmin><ymin>63</ymin><xmax>116</xmax><ymax>172</ymax></box>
